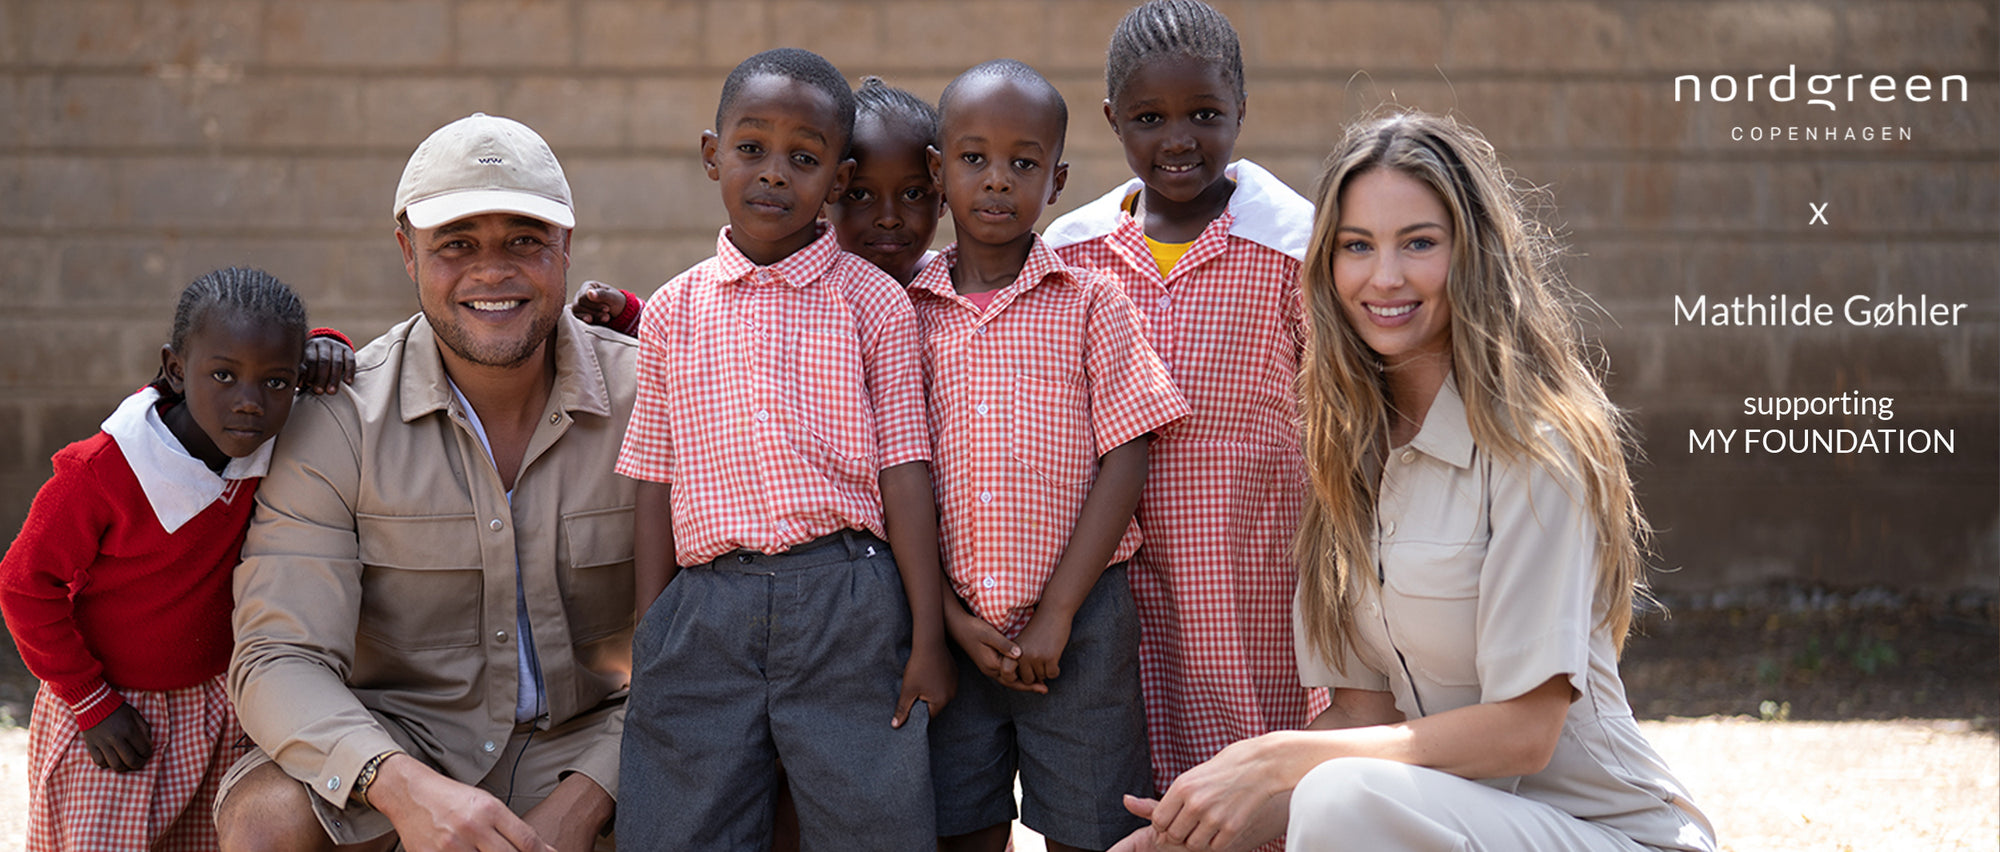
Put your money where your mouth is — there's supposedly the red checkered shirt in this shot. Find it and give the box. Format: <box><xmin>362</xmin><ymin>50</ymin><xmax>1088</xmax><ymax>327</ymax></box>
<box><xmin>616</xmin><ymin>225</ymin><xmax>930</xmax><ymax>566</ymax></box>
<box><xmin>1045</xmin><ymin>160</ymin><xmax>1331</xmax><ymax>789</ymax></box>
<box><xmin>908</xmin><ymin>237</ymin><xmax>1188</xmax><ymax>638</ymax></box>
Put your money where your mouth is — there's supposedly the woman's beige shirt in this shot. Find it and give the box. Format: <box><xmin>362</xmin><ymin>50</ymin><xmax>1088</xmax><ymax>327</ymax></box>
<box><xmin>1297</xmin><ymin>378</ymin><xmax>1715</xmax><ymax>851</ymax></box>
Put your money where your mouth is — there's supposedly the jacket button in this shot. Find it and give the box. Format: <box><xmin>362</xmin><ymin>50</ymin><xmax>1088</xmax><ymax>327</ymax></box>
<box><xmin>495</xmin><ymin>630</ymin><xmax>508</xmax><ymax>642</ymax></box>
<box><xmin>483</xmin><ymin>740</ymin><xmax>497</xmax><ymax>753</ymax></box>
<box><xmin>326</xmin><ymin>776</ymin><xmax>340</xmax><ymax>790</ymax></box>
<box><xmin>490</xmin><ymin>519</ymin><xmax>503</xmax><ymax>531</ymax></box>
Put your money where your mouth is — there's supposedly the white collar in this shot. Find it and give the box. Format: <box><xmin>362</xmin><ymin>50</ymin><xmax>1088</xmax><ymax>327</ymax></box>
<box><xmin>99</xmin><ymin>387</ymin><xmax>273</xmax><ymax>533</ymax></box>
<box><xmin>1042</xmin><ymin>159</ymin><xmax>1314</xmax><ymax>261</ymax></box>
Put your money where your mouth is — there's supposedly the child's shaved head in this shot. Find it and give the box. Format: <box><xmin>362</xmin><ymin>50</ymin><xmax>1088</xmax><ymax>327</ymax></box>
<box><xmin>717</xmin><ymin>47</ymin><xmax>857</xmax><ymax>156</ymax></box>
<box><xmin>938</xmin><ymin>58</ymin><xmax>1068</xmax><ymax>151</ymax></box>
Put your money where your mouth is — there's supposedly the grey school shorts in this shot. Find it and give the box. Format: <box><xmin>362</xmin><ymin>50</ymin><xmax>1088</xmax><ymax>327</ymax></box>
<box><xmin>929</xmin><ymin>563</ymin><xmax>1152</xmax><ymax>849</ymax></box>
<box><xmin>617</xmin><ymin>530</ymin><xmax>934</xmax><ymax>852</ymax></box>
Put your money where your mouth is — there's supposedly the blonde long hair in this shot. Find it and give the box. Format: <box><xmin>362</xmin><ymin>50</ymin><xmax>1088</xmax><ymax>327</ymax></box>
<box><xmin>1295</xmin><ymin>110</ymin><xmax>1652</xmax><ymax>670</ymax></box>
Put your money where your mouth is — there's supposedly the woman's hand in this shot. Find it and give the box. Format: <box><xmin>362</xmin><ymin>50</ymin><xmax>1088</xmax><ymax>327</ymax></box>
<box><xmin>1141</xmin><ymin>734</ymin><xmax>1297</xmax><ymax>852</ymax></box>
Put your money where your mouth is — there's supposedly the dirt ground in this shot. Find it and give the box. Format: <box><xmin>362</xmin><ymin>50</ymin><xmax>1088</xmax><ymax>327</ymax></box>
<box><xmin>1617</xmin><ymin>590</ymin><xmax>1998</xmax><ymax>723</ymax></box>
<box><xmin>0</xmin><ymin>589</ymin><xmax>1994</xmax><ymax>850</ymax></box>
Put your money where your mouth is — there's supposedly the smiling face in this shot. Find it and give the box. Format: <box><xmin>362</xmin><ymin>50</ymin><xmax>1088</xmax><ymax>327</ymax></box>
<box><xmin>1105</xmin><ymin>53</ymin><xmax>1243</xmax><ymax>208</ymax></box>
<box><xmin>399</xmin><ymin>212</ymin><xmax>570</xmax><ymax>370</ymax></box>
<box><xmin>830</xmin><ymin>112</ymin><xmax>941</xmax><ymax>283</ymax></box>
<box><xmin>932</xmin><ymin>75</ymin><xmax>1068</xmax><ymax>253</ymax></box>
<box><xmin>703</xmin><ymin>73</ymin><xmax>854</xmax><ymax>266</ymax></box>
<box><xmin>1332</xmin><ymin>168</ymin><xmax>1455</xmax><ymax>371</ymax></box>
<box><xmin>160</xmin><ymin>310</ymin><xmax>303</xmax><ymax>470</ymax></box>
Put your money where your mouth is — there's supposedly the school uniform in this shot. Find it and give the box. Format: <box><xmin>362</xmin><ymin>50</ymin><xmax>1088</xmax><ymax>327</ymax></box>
<box><xmin>615</xmin><ymin>224</ymin><xmax>934</xmax><ymax>851</ymax></box>
<box><xmin>907</xmin><ymin>238</ymin><xmax>1188</xmax><ymax>848</ymax></box>
<box><xmin>0</xmin><ymin>387</ymin><xmax>265</xmax><ymax>852</ymax></box>
<box><xmin>1045</xmin><ymin>159</ymin><xmax>1330</xmax><ymax>790</ymax></box>
<box><xmin>1287</xmin><ymin>378</ymin><xmax>1717</xmax><ymax>852</ymax></box>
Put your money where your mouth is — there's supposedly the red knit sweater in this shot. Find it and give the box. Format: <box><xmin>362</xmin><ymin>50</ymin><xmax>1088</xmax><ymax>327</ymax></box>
<box><xmin>0</xmin><ymin>431</ymin><xmax>254</xmax><ymax>728</ymax></box>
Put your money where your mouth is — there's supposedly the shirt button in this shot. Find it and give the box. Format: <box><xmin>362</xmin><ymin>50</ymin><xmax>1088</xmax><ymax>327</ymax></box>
<box><xmin>1401</xmin><ymin>450</ymin><xmax>1416</xmax><ymax>463</ymax></box>
<box><xmin>326</xmin><ymin>776</ymin><xmax>341</xmax><ymax>790</ymax></box>
<box><xmin>1384</xmin><ymin>521</ymin><xmax>1397</xmax><ymax>537</ymax></box>
<box><xmin>981</xmin><ymin>577</ymin><xmax>996</xmax><ymax>590</ymax></box>
<box><xmin>482</xmin><ymin>741</ymin><xmax>497</xmax><ymax>754</ymax></box>
<box><xmin>755</xmin><ymin>409</ymin><xmax>770</xmax><ymax>422</ymax></box>
<box><xmin>974</xmin><ymin>326</ymin><xmax>986</xmax><ymax>336</ymax></box>
<box><xmin>1157</xmin><ymin>296</ymin><xmax>1171</xmax><ymax>309</ymax></box>
<box><xmin>489</xmin><ymin>519</ymin><xmax>503</xmax><ymax>531</ymax></box>
<box><xmin>978</xmin><ymin>491</ymin><xmax>993</xmax><ymax>503</ymax></box>
<box><xmin>974</xmin><ymin>402</ymin><xmax>988</xmax><ymax>416</ymax></box>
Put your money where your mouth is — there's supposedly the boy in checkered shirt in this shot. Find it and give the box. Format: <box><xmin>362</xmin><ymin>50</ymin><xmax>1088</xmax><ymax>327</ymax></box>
<box><xmin>613</xmin><ymin>48</ymin><xmax>951</xmax><ymax>851</ymax></box>
<box><xmin>910</xmin><ymin>60</ymin><xmax>1188</xmax><ymax>852</ymax></box>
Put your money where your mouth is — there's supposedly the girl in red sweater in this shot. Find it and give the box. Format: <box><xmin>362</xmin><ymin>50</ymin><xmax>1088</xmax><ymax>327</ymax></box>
<box><xmin>0</xmin><ymin>267</ymin><xmax>351</xmax><ymax>852</ymax></box>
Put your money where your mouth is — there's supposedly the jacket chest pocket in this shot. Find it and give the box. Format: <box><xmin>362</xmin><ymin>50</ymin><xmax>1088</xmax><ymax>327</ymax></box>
<box><xmin>561</xmin><ymin>508</ymin><xmax>636</xmax><ymax>644</ymax></box>
<box><xmin>1379</xmin><ymin>539</ymin><xmax>1485</xmax><ymax>687</ymax></box>
<box><xmin>355</xmin><ymin>514</ymin><xmax>484</xmax><ymax>651</ymax></box>
<box><xmin>1010</xmin><ymin>375</ymin><xmax>1092</xmax><ymax>486</ymax></box>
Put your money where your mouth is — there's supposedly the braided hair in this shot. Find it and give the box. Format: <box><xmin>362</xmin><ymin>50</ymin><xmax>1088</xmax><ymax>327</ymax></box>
<box><xmin>149</xmin><ymin>266</ymin><xmax>308</xmax><ymax>402</ymax></box>
<box><xmin>1105</xmin><ymin>0</ymin><xmax>1246</xmax><ymax>104</ymax></box>
<box><xmin>854</xmin><ymin>75</ymin><xmax>939</xmax><ymax>146</ymax></box>
<box><xmin>716</xmin><ymin>47</ymin><xmax>858</xmax><ymax>157</ymax></box>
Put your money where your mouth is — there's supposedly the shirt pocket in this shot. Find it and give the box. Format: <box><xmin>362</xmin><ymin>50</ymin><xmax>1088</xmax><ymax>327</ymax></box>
<box><xmin>787</xmin><ymin>329</ymin><xmax>875</xmax><ymax>482</ymax></box>
<box><xmin>560</xmin><ymin>507</ymin><xmax>636</xmax><ymax>644</ymax></box>
<box><xmin>354</xmin><ymin>513</ymin><xmax>484</xmax><ymax>651</ymax></box>
<box><xmin>1379</xmin><ymin>539</ymin><xmax>1485</xmax><ymax>687</ymax></box>
<box><xmin>1010</xmin><ymin>374</ymin><xmax>1092</xmax><ymax>486</ymax></box>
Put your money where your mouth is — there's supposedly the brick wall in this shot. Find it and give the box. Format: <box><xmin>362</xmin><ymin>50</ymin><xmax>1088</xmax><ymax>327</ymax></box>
<box><xmin>1</xmin><ymin>0</ymin><xmax>1994</xmax><ymax>593</ymax></box>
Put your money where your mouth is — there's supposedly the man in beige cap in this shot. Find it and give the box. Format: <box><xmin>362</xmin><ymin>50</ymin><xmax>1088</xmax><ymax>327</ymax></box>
<box><xmin>216</xmin><ymin>113</ymin><xmax>635</xmax><ymax>852</ymax></box>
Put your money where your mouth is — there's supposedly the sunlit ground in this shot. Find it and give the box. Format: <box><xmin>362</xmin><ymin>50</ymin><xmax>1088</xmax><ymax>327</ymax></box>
<box><xmin>1006</xmin><ymin>718</ymin><xmax>1999</xmax><ymax>852</ymax></box>
<box><xmin>1</xmin><ymin>718</ymin><xmax>1992</xmax><ymax>851</ymax></box>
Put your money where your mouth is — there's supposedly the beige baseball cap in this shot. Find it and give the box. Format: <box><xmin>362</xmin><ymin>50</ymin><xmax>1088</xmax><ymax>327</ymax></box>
<box><xmin>393</xmin><ymin>113</ymin><xmax>575</xmax><ymax>229</ymax></box>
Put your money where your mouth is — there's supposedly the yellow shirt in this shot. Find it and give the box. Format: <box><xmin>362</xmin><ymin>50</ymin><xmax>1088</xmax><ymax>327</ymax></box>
<box><xmin>1123</xmin><ymin>191</ymin><xmax>1196</xmax><ymax>280</ymax></box>
<box><xmin>1144</xmin><ymin>234</ymin><xmax>1194</xmax><ymax>280</ymax></box>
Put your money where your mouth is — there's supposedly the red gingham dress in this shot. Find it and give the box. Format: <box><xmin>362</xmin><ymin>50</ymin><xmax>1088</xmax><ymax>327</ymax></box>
<box><xmin>616</xmin><ymin>225</ymin><xmax>930</xmax><ymax>565</ymax></box>
<box><xmin>1047</xmin><ymin>161</ymin><xmax>1331</xmax><ymax>791</ymax></box>
<box><xmin>28</xmin><ymin>674</ymin><xmax>249</xmax><ymax>852</ymax></box>
<box><xmin>906</xmin><ymin>238</ymin><xmax>1189</xmax><ymax>638</ymax></box>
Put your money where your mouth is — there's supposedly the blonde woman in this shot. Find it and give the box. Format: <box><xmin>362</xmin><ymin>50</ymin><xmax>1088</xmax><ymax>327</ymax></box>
<box><xmin>1112</xmin><ymin>111</ymin><xmax>1716</xmax><ymax>852</ymax></box>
